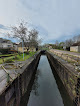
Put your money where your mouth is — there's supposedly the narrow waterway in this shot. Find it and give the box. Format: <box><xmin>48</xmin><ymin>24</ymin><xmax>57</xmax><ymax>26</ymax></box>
<box><xmin>21</xmin><ymin>55</ymin><xmax>74</xmax><ymax>106</ymax></box>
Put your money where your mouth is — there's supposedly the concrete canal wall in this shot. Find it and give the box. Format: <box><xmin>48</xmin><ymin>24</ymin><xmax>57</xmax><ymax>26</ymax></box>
<box><xmin>0</xmin><ymin>52</ymin><xmax>41</xmax><ymax>106</ymax></box>
<box><xmin>47</xmin><ymin>51</ymin><xmax>80</xmax><ymax>106</ymax></box>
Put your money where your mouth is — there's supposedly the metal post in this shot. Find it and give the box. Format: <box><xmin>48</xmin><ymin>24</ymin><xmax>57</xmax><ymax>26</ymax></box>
<box><xmin>22</xmin><ymin>40</ymin><xmax>24</xmax><ymax>60</ymax></box>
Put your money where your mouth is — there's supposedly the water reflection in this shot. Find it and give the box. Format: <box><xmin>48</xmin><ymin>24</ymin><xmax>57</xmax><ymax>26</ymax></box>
<box><xmin>50</xmin><ymin>63</ymin><xmax>74</xmax><ymax>106</ymax></box>
<box><xmin>27</xmin><ymin>56</ymin><xmax>64</xmax><ymax>106</ymax></box>
<box><xmin>21</xmin><ymin>55</ymin><xmax>74</xmax><ymax>106</ymax></box>
<box><xmin>32</xmin><ymin>69</ymin><xmax>40</xmax><ymax>96</ymax></box>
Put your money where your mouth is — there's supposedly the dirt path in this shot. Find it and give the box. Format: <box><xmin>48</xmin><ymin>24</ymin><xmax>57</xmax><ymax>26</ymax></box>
<box><xmin>50</xmin><ymin>49</ymin><xmax>80</xmax><ymax>57</ymax></box>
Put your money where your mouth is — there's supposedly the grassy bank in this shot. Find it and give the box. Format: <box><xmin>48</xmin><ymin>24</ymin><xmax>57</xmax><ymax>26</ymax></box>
<box><xmin>0</xmin><ymin>52</ymin><xmax>36</xmax><ymax>64</ymax></box>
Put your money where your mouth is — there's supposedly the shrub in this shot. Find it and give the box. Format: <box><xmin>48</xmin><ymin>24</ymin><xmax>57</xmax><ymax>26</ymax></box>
<box><xmin>0</xmin><ymin>48</ymin><xmax>10</xmax><ymax>54</ymax></box>
<box><xmin>25</xmin><ymin>51</ymin><xmax>29</xmax><ymax>54</ymax></box>
<box><xmin>18</xmin><ymin>52</ymin><xmax>21</xmax><ymax>56</ymax></box>
<box><xmin>14</xmin><ymin>56</ymin><xmax>19</xmax><ymax>60</ymax></box>
<box><xmin>5</xmin><ymin>59</ymin><xmax>14</xmax><ymax>63</ymax></box>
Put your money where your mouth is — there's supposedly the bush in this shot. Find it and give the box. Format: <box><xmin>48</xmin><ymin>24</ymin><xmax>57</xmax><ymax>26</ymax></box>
<box><xmin>18</xmin><ymin>52</ymin><xmax>21</xmax><ymax>56</ymax></box>
<box><xmin>13</xmin><ymin>56</ymin><xmax>19</xmax><ymax>60</ymax></box>
<box><xmin>25</xmin><ymin>51</ymin><xmax>29</xmax><ymax>54</ymax></box>
<box><xmin>0</xmin><ymin>48</ymin><xmax>10</xmax><ymax>54</ymax></box>
<box><xmin>5</xmin><ymin>59</ymin><xmax>14</xmax><ymax>63</ymax></box>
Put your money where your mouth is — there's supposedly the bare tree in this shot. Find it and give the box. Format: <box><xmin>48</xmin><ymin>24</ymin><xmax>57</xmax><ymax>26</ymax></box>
<box><xmin>8</xmin><ymin>22</ymin><xmax>28</xmax><ymax>59</ymax></box>
<box><xmin>29</xmin><ymin>29</ymin><xmax>38</xmax><ymax>46</ymax></box>
<box><xmin>77</xmin><ymin>35</ymin><xmax>80</xmax><ymax>42</ymax></box>
<box><xmin>65</xmin><ymin>39</ymin><xmax>74</xmax><ymax>47</ymax></box>
<box><xmin>8</xmin><ymin>21</ymin><xmax>41</xmax><ymax>55</ymax></box>
<box><xmin>26</xmin><ymin>29</ymin><xmax>41</xmax><ymax>51</ymax></box>
<box><xmin>9</xmin><ymin>22</ymin><xmax>28</xmax><ymax>41</ymax></box>
<box><xmin>55</xmin><ymin>40</ymin><xmax>59</xmax><ymax>46</ymax></box>
<box><xmin>73</xmin><ymin>35</ymin><xmax>80</xmax><ymax>43</ymax></box>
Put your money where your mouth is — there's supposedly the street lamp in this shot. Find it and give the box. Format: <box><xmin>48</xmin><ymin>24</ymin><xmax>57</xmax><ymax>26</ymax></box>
<box><xmin>22</xmin><ymin>40</ymin><xmax>24</xmax><ymax>60</ymax></box>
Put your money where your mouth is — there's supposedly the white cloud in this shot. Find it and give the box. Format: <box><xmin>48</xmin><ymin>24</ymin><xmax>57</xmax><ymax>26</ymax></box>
<box><xmin>0</xmin><ymin>0</ymin><xmax>80</xmax><ymax>43</ymax></box>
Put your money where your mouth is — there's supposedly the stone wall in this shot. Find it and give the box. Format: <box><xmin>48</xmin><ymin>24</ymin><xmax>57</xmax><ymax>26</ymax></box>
<box><xmin>0</xmin><ymin>52</ymin><xmax>41</xmax><ymax>106</ymax></box>
<box><xmin>47</xmin><ymin>52</ymin><xmax>80</xmax><ymax>106</ymax></box>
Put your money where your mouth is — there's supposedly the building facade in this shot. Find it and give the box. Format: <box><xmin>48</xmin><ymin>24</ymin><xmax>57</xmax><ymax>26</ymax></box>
<box><xmin>70</xmin><ymin>42</ymin><xmax>80</xmax><ymax>52</ymax></box>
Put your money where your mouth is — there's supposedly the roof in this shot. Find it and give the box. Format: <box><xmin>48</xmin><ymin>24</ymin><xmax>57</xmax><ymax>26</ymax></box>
<box><xmin>18</xmin><ymin>42</ymin><xmax>30</xmax><ymax>47</ymax></box>
<box><xmin>72</xmin><ymin>42</ymin><xmax>80</xmax><ymax>46</ymax></box>
<box><xmin>13</xmin><ymin>43</ymin><xmax>18</xmax><ymax>45</ymax></box>
<box><xmin>0</xmin><ymin>38</ymin><xmax>12</xmax><ymax>43</ymax></box>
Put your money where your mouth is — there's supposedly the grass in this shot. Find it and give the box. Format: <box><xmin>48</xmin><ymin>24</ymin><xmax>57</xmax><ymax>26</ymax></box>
<box><xmin>41</xmin><ymin>48</ymin><xmax>49</xmax><ymax>51</ymax></box>
<box><xmin>0</xmin><ymin>51</ymin><xmax>37</xmax><ymax>64</ymax></box>
<box><xmin>0</xmin><ymin>53</ymin><xmax>16</xmax><ymax>57</ymax></box>
<box><xmin>15</xmin><ymin>52</ymin><xmax>36</xmax><ymax>61</ymax></box>
<box><xmin>0</xmin><ymin>56</ymin><xmax>15</xmax><ymax>64</ymax></box>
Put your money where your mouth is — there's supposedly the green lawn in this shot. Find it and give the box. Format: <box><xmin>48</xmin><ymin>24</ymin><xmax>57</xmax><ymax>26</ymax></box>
<box><xmin>0</xmin><ymin>52</ymin><xmax>36</xmax><ymax>64</ymax></box>
<box><xmin>15</xmin><ymin>52</ymin><xmax>36</xmax><ymax>61</ymax></box>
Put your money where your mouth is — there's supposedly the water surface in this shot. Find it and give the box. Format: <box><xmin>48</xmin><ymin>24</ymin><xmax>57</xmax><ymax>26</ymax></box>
<box><xmin>27</xmin><ymin>55</ymin><xmax>73</xmax><ymax>106</ymax></box>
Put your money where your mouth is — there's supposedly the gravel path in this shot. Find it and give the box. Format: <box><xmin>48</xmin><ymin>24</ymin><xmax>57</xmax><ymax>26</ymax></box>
<box><xmin>50</xmin><ymin>49</ymin><xmax>80</xmax><ymax>57</ymax></box>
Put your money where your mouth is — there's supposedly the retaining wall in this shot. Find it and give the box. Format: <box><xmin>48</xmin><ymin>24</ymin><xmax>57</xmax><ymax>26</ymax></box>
<box><xmin>0</xmin><ymin>52</ymin><xmax>41</xmax><ymax>106</ymax></box>
<box><xmin>47</xmin><ymin>51</ymin><xmax>80</xmax><ymax>106</ymax></box>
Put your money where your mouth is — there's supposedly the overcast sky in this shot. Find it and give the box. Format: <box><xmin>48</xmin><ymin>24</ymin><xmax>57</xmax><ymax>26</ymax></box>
<box><xmin>0</xmin><ymin>0</ymin><xmax>80</xmax><ymax>44</ymax></box>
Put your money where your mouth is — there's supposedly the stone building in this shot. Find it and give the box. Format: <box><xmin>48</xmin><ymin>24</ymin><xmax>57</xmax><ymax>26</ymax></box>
<box><xmin>18</xmin><ymin>42</ymin><xmax>36</xmax><ymax>53</ymax></box>
<box><xmin>70</xmin><ymin>42</ymin><xmax>80</xmax><ymax>52</ymax></box>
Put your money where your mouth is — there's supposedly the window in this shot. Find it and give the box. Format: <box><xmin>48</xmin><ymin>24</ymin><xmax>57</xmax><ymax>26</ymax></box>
<box><xmin>8</xmin><ymin>45</ymin><xmax>11</xmax><ymax>47</ymax></box>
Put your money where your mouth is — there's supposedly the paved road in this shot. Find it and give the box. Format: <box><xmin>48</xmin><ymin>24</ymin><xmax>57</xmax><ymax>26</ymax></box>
<box><xmin>50</xmin><ymin>49</ymin><xmax>80</xmax><ymax>57</ymax></box>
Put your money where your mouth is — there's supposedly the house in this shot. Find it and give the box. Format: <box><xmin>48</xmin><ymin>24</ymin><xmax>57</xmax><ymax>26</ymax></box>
<box><xmin>0</xmin><ymin>39</ymin><xmax>13</xmax><ymax>48</ymax></box>
<box><xmin>70</xmin><ymin>42</ymin><xmax>80</xmax><ymax>52</ymax></box>
<box><xmin>18</xmin><ymin>42</ymin><xmax>27</xmax><ymax>53</ymax></box>
<box><xmin>45</xmin><ymin>44</ymin><xmax>52</xmax><ymax>49</ymax></box>
<box><xmin>18</xmin><ymin>42</ymin><xmax>37</xmax><ymax>53</ymax></box>
<box><xmin>0</xmin><ymin>38</ymin><xmax>18</xmax><ymax>51</ymax></box>
<box><xmin>13</xmin><ymin>43</ymin><xmax>18</xmax><ymax>51</ymax></box>
<box><xmin>29</xmin><ymin>46</ymin><xmax>36</xmax><ymax>52</ymax></box>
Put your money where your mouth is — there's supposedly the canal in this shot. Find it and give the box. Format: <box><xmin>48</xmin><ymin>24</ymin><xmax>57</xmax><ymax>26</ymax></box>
<box><xmin>21</xmin><ymin>55</ymin><xmax>74</xmax><ymax>106</ymax></box>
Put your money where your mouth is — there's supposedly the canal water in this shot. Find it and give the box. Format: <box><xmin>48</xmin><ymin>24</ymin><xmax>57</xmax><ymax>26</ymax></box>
<box><xmin>21</xmin><ymin>55</ymin><xmax>74</xmax><ymax>106</ymax></box>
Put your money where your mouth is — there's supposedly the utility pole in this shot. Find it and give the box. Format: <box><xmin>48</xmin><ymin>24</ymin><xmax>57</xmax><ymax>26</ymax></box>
<box><xmin>22</xmin><ymin>40</ymin><xmax>24</xmax><ymax>60</ymax></box>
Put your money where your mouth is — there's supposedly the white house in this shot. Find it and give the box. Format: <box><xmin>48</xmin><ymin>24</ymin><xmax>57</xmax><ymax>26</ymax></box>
<box><xmin>0</xmin><ymin>38</ymin><xmax>18</xmax><ymax>51</ymax></box>
<box><xmin>13</xmin><ymin>43</ymin><xmax>18</xmax><ymax>51</ymax></box>
<box><xmin>0</xmin><ymin>40</ymin><xmax>13</xmax><ymax>48</ymax></box>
